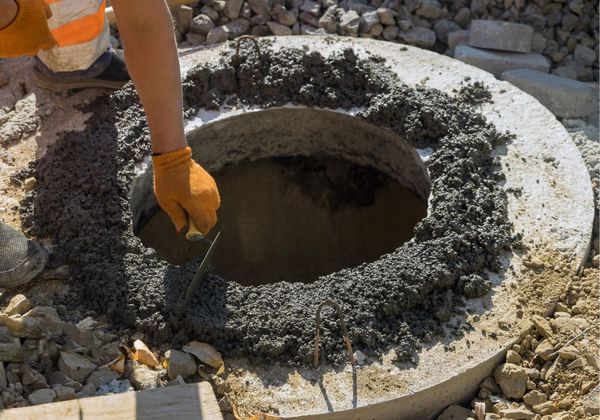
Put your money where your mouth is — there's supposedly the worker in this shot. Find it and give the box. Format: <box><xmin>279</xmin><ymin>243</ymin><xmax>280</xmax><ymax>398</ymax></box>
<box><xmin>0</xmin><ymin>0</ymin><xmax>220</xmax><ymax>288</ymax></box>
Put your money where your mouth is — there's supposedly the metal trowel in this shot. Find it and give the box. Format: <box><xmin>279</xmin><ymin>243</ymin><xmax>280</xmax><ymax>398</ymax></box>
<box><xmin>175</xmin><ymin>217</ymin><xmax>220</xmax><ymax>316</ymax></box>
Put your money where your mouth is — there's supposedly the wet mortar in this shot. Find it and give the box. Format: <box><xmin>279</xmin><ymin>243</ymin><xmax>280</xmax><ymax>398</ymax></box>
<box><xmin>20</xmin><ymin>41</ymin><xmax>515</xmax><ymax>365</ymax></box>
<box><xmin>138</xmin><ymin>156</ymin><xmax>427</xmax><ymax>286</ymax></box>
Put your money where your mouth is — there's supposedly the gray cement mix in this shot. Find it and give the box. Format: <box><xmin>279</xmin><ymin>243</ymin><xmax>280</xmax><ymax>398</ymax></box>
<box><xmin>19</xmin><ymin>41</ymin><xmax>515</xmax><ymax>365</ymax></box>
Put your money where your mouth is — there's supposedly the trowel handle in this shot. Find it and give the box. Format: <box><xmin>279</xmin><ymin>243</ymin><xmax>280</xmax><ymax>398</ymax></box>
<box><xmin>186</xmin><ymin>215</ymin><xmax>205</xmax><ymax>242</ymax></box>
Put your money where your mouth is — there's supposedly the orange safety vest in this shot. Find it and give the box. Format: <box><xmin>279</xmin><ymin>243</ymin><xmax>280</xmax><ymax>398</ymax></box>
<box><xmin>38</xmin><ymin>0</ymin><xmax>109</xmax><ymax>72</ymax></box>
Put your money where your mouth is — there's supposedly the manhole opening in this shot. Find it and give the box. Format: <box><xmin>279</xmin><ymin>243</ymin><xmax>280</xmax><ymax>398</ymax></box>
<box><xmin>130</xmin><ymin>108</ymin><xmax>432</xmax><ymax>286</ymax></box>
<box><xmin>138</xmin><ymin>154</ymin><xmax>426</xmax><ymax>286</ymax></box>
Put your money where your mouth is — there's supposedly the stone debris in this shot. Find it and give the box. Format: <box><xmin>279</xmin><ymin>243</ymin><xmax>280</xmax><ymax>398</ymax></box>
<box><xmin>133</xmin><ymin>339</ymin><xmax>160</xmax><ymax>368</ymax></box>
<box><xmin>447</xmin><ymin>30</ymin><xmax>469</xmax><ymax>50</ymax></box>
<box><xmin>494</xmin><ymin>363</ymin><xmax>528</xmax><ymax>399</ymax></box>
<box><xmin>398</xmin><ymin>27</ymin><xmax>436</xmax><ymax>48</ymax></box>
<box><xmin>0</xmin><ymin>337</ymin><xmax>23</xmax><ymax>363</ymax></box>
<box><xmin>52</xmin><ymin>385</ymin><xmax>76</xmax><ymax>401</ymax></box>
<box><xmin>27</xmin><ymin>388</ymin><xmax>55</xmax><ymax>405</ymax></box>
<box><xmin>468</xmin><ymin>20</ymin><xmax>534</xmax><ymax>53</ymax></box>
<box><xmin>531</xmin><ymin>315</ymin><xmax>554</xmax><ymax>339</ymax></box>
<box><xmin>129</xmin><ymin>363</ymin><xmax>160</xmax><ymax>391</ymax></box>
<box><xmin>456</xmin><ymin>268</ymin><xmax>599</xmax><ymax>420</ymax></box>
<box><xmin>96</xmin><ymin>379</ymin><xmax>133</xmax><ymax>396</ymax></box>
<box><xmin>107</xmin><ymin>354</ymin><xmax>125</xmax><ymax>375</ymax></box>
<box><xmin>182</xmin><ymin>341</ymin><xmax>223</xmax><ymax>369</ymax></box>
<box><xmin>498</xmin><ymin>406</ymin><xmax>535</xmax><ymax>419</ymax></box>
<box><xmin>167</xmin><ymin>350</ymin><xmax>197</xmax><ymax>380</ymax></box>
<box><xmin>172</xmin><ymin>4</ymin><xmax>194</xmax><ymax>35</ymax></box>
<box><xmin>505</xmin><ymin>350</ymin><xmax>522</xmax><ymax>365</ymax></box>
<box><xmin>106</xmin><ymin>0</ymin><xmax>598</xmax><ymax>84</ymax></box>
<box><xmin>0</xmin><ymin>294</ymin><xmax>230</xmax><ymax>408</ymax></box>
<box><xmin>558</xmin><ymin>345</ymin><xmax>579</xmax><ymax>361</ymax></box>
<box><xmin>86</xmin><ymin>367</ymin><xmax>119</xmax><ymax>388</ymax></box>
<box><xmin>455</xmin><ymin>45</ymin><xmax>551</xmax><ymax>77</ymax></box>
<box><xmin>3</xmin><ymin>295</ymin><xmax>30</xmax><ymax>317</ymax></box>
<box><xmin>437</xmin><ymin>404</ymin><xmax>474</xmax><ymax>419</ymax></box>
<box><xmin>501</xmin><ymin>69</ymin><xmax>597</xmax><ymax>118</ymax></box>
<box><xmin>523</xmin><ymin>390</ymin><xmax>546</xmax><ymax>406</ymax></box>
<box><xmin>58</xmin><ymin>351</ymin><xmax>97</xmax><ymax>383</ymax></box>
<box><xmin>535</xmin><ymin>340</ymin><xmax>554</xmax><ymax>361</ymax></box>
<box><xmin>267</xmin><ymin>21</ymin><xmax>292</xmax><ymax>36</ymax></box>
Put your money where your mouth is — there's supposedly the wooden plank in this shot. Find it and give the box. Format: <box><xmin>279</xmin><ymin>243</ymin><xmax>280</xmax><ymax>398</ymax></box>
<box><xmin>0</xmin><ymin>382</ymin><xmax>223</xmax><ymax>420</ymax></box>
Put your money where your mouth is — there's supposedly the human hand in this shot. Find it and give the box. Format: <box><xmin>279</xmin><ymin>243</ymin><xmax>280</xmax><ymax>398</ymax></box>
<box><xmin>153</xmin><ymin>147</ymin><xmax>220</xmax><ymax>235</ymax></box>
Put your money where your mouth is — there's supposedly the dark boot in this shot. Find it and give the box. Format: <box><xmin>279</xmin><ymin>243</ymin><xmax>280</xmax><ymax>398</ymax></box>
<box><xmin>32</xmin><ymin>49</ymin><xmax>130</xmax><ymax>91</ymax></box>
<box><xmin>0</xmin><ymin>222</ymin><xmax>47</xmax><ymax>288</ymax></box>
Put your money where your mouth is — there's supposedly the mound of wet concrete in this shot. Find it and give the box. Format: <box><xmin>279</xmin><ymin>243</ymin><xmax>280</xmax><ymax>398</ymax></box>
<box><xmin>20</xmin><ymin>41</ymin><xmax>514</xmax><ymax>365</ymax></box>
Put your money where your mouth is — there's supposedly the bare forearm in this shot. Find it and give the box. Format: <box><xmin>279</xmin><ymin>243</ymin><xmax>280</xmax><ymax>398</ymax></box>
<box><xmin>111</xmin><ymin>0</ymin><xmax>185</xmax><ymax>154</ymax></box>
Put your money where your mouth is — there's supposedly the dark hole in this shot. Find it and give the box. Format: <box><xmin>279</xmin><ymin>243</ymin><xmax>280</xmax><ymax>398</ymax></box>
<box><xmin>138</xmin><ymin>155</ymin><xmax>427</xmax><ymax>286</ymax></box>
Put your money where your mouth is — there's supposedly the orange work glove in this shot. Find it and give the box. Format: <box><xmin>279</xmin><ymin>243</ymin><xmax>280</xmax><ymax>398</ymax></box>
<box><xmin>153</xmin><ymin>147</ymin><xmax>220</xmax><ymax>235</ymax></box>
<box><xmin>0</xmin><ymin>0</ymin><xmax>56</xmax><ymax>58</ymax></box>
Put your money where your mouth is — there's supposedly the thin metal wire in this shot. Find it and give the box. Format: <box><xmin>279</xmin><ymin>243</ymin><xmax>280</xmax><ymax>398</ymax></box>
<box><xmin>313</xmin><ymin>300</ymin><xmax>356</xmax><ymax>368</ymax></box>
<box><xmin>234</xmin><ymin>35</ymin><xmax>262</xmax><ymax>61</ymax></box>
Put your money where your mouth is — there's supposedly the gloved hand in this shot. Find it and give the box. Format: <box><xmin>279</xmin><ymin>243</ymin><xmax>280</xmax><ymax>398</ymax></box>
<box><xmin>153</xmin><ymin>147</ymin><xmax>220</xmax><ymax>235</ymax></box>
<box><xmin>0</xmin><ymin>0</ymin><xmax>56</xmax><ymax>57</ymax></box>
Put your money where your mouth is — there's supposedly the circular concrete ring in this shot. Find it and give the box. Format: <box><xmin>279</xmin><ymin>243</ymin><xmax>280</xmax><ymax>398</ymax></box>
<box><xmin>142</xmin><ymin>37</ymin><xmax>593</xmax><ymax>419</ymax></box>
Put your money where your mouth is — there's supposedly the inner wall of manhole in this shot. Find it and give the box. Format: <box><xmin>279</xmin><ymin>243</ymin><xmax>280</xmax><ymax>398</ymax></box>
<box><xmin>131</xmin><ymin>108</ymin><xmax>431</xmax><ymax>286</ymax></box>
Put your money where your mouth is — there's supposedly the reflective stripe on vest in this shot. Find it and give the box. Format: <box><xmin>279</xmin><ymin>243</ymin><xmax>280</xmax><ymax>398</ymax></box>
<box><xmin>38</xmin><ymin>0</ymin><xmax>109</xmax><ymax>72</ymax></box>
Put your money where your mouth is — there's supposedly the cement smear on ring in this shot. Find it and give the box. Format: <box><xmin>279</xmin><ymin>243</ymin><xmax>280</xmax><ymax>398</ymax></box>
<box><xmin>21</xmin><ymin>41</ymin><xmax>516</xmax><ymax>365</ymax></box>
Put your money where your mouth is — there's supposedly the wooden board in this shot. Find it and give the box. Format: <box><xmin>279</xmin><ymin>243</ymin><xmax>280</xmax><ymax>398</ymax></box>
<box><xmin>0</xmin><ymin>382</ymin><xmax>223</xmax><ymax>420</ymax></box>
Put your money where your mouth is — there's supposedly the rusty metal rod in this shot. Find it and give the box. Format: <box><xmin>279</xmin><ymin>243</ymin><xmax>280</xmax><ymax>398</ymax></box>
<box><xmin>313</xmin><ymin>300</ymin><xmax>356</xmax><ymax>368</ymax></box>
<box><xmin>234</xmin><ymin>35</ymin><xmax>262</xmax><ymax>61</ymax></box>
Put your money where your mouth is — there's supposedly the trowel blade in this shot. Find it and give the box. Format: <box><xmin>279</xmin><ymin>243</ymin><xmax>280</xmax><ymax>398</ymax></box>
<box><xmin>180</xmin><ymin>231</ymin><xmax>221</xmax><ymax>311</ymax></box>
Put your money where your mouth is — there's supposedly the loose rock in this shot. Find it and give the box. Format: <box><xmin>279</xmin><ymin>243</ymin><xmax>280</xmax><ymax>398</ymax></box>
<box><xmin>523</xmin><ymin>390</ymin><xmax>546</xmax><ymax>406</ymax></box>
<box><xmin>129</xmin><ymin>364</ymin><xmax>160</xmax><ymax>390</ymax></box>
<box><xmin>167</xmin><ymin>350</ymin><xmax>196</xmax><ymax>380</ymax></box>
<box><xmin>499</xmin><ymin>407</ymin><xmax>534</xmax><ymax>419</ymax></box>
<box><xmin>267</xmin><ymin>21</ymin><xmax>292</xmax><ymax>36</ymax></box>
<box><xmin>398</xmin><ymin>27</ymin><xmax>436</xmax><ymax>47</ymax></box>
<box><xmin>3</xmin><ymin>295</ymin><xmax>30</xmax><ymax>316</ymax></box>
<box><xmin>52</xmin><ymin>385</ymin><xmax>76</xmax><ymax>401</ymax></box>
<box><xmin>190</xmin><ymin>14</ymin><xmax>215</xmax><ymax>35</ymax></box>
<box><xmin>531</xmin><ymin>315</ymin><xmax>553</xmax><ymax>339</ymax></box>
<box><xmin>494</xmin><ymin>363</ymin><xmax>528</xmax><ymax>399</ymax></box>
<box><xmin>28</xmin><ymin>389</ymin><xmax>55</xmax><ymax>405</ymax></box>
<box><xmin>340</xmin><ymin>11</ymin><xmax>360</xmax><ymax>36</ymax></box>
<box><xmin>182</xmin><ymin>341</ymin><xmax>223</xmax><ymax>369</ymax></box>
<box><xmin>58</xmin><ymin>352</ymin><xmax>96</xmax><ymax>383</ymax></box>
<box><xmin>133</xmin><ymin>339</ymin><xmax>159</xmax><ymax>368</ymax></box>
<box><xmin>86</xmin><ymin>367</ymin><xmax>119</xmax><ymax>388</ymax></box>
<box><xmin>506</xmin><ymin>349</ymin><xmax>521</xmax><ymax>364</ymax></box>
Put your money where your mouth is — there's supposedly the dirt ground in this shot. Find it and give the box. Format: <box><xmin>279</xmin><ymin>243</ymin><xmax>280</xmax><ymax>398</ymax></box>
<box><xmin>461</xmin><ymin>261</ymin><xmax>599</xmax><ymax>419</ymax></box>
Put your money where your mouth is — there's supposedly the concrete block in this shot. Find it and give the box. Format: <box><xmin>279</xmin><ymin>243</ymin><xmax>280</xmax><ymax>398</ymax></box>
<box><xmin>501</xmin><ymin>69</ymin><xmax>596</xmax><ymax>118</ymax></box>
<box><xmin>469</xmin><ymin>20</ymin><xmax>533</xmax><ymax>53</ymax></box>
<box><xmin>448</xmin><ymin>30</ymin><xmax>469</xmax><ymax>50</ymax></box>
<box><xmin>454</xmin><ymin>45</ymin><xmax>550</xmax><ymax>77</ymax></box>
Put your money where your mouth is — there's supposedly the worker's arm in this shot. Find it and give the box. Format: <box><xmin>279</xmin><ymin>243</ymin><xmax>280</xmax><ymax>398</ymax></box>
<box><xmin>111</xmin><ymin>0</ymin><xmax>184</xmax><ymax>154</ymax></box>
<box><xmin>112</xmin><ymin>0</ymin><xmax>220</xmax><ymax>235</ymax></box>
